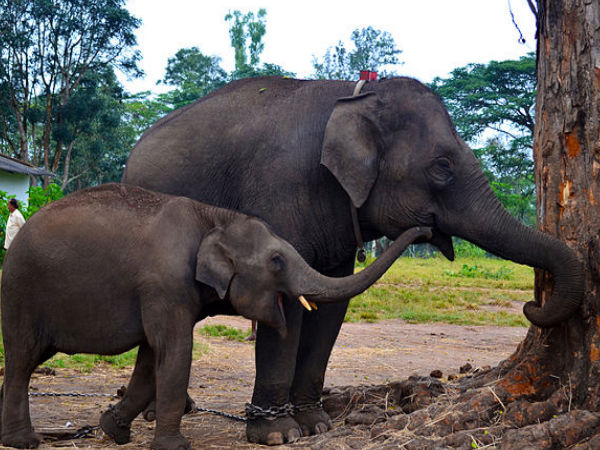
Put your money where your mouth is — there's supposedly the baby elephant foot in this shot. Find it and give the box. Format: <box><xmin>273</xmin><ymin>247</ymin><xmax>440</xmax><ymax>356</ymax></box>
<box><xmin>100</xmin><ymin>405</ymin><xmax>131</xmax><ymax>444</ymax></box>
<box><xmin>150</xmin><ymin>435</ymin><xmax>191</xmax><ymax>450</ymax></box>
<box><xmin>245</xmin><ymin>402</ymin><xmax>302</xmax><ymax>445</ymax></box>
<box><xmin>292</xmin><ymin>402</ymin><xmax>333</xmax><ymax>436</ymax></box>
<box><xmin>1</xmin><ymin>430</ymin><xmax>41</xmax><ymax>449</ymax></box>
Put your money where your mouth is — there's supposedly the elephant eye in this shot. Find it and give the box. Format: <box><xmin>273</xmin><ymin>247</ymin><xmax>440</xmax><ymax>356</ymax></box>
<box><xmin>269</xmin><ymin>252</ymin><xmax>286</xmax><ymax>273</ymax></box>
<box><xmin>429</xmin><ymin>157</ymin><xmax>455</xmax><ymax>188</ymax></box>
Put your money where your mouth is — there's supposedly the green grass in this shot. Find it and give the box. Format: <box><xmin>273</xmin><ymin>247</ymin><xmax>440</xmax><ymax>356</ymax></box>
<box><xmin>35</xmin><ymin>340</ymin><xmax>211</xmax><ymax>373</ymax></box>
<box><xmin>346</xmin><ymin>255</ymin><xmax>534</xmax><ymax>326</ymax></box>
<box><xmin>198</xmin><ymin>324</ymin><xmax>252</xmax><ymax>341</ymax></box>
<box><xmin>0</xmin><ymin>255</ymin><xmax>534</xmax><ymax>371</ymax></box>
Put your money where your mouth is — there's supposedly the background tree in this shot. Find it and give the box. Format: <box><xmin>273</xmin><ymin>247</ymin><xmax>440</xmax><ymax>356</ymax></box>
<box><xmin>312</xmin><ymin>26</ymin><xmax>402</xmax><ymax>80</ymax></box>
<box><xmin>0</xmin><ymin>0</ymin><xmax>141</xmax><ymax>185</ymax></box>
<box><xmin>225</xmin><ymin>9</ymin><xmax>293</xmax><ymax>80</ymax></box>
<box><xmin>158</xmin><ymin>47</ymin><xmax>227</xmax><ymax>109</ymax></box>
<box><xmin>431</xmin><ymin>55</ymin><xmax>537</xmax><ymax>225</ymax></box>
<box><xmin>56</xmin><ymin>68</ymin><xmax>133</xmax><ymax>192</ymax></box>
<box><xmin>146</xmin><ymin>8</ymin><xmax>293</xmax><ymax>117</ymax></box>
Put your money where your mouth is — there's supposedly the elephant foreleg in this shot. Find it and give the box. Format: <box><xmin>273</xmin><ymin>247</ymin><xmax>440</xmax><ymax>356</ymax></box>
<box><xmin>246</xmin><ymin>298</ymin><xmax>304</xmax><ymax>445</ymax></box>
<box><xmin>290</xmin><ymin>258</ymin><xmax>354</xmax><ymax>436</ymax></box>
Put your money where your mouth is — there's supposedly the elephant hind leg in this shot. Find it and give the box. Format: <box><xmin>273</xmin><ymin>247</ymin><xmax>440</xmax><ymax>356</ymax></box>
<box><xmin>100</xmin><ymin>342</ymin><xmax>155</xmax><ymax>444</ymax></box>
<box><xmin>1</xmin><ymin>343</ymin><xmax>54</xmax><ymax>449</ymax></box>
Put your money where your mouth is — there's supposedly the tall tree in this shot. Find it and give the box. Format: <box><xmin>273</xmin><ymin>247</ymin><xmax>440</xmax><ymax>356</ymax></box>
<box><xmin>56</xmin><ymin>67</ymin><xmax>132</xmax><ymax>192</ymax></box>
<box><xmin>312</xmin><ymin>26</ymin><xmax>402</xmax><ymax>80</ymax></box>
<box><xmin>225</xmin><ymin>9</ymin><xmax>293</xmax><ymax>80</ymax></box>
<box><xmin>0</xmin><ymin>0</ymin><xmax>140</xmax><ymax>182</ymax></box>
<box><xmin>158</xmin><ymin>47</ymin><xmax>227</xmax><ymax>109</ymax></box>
<box><xmin>431</xmin><ymin>55</ymin><xmax>536</xmax><ymax>142</ymax></box>
<box><xmin>498</xmin><ymin>2</ymin><xmax>600</xmax><ymax>445</ymax></box>
<box><xmin>454</xmin><ymin>2</ymin><xmax>600</xmax><ymax>447</ymax></box>
<box><xmin>431</xmin><ymin>55</ymin><xmax>537</xmax><ymax>225</ymax></box>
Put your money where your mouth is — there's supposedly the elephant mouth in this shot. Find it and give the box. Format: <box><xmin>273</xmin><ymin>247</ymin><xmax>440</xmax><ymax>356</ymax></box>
<box><xmin>429</xmin><ymin>228</ymin><xmax>455</xmax><ymax>261</ymax></box>
<box><xmin>277</xmin><ymin>293</ymin><xmax>286</xmax><ymax>326</ymax></box>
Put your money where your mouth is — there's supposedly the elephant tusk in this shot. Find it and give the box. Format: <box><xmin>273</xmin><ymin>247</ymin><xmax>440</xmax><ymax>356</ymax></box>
<box><xmin>298</xmin><ymin>295</ymin><xmax>312</xmax><ymax>311</ymax></box>
<box><xmin>308</xmin><ymin>301</ymin><xmax>318</xmax><ymax>310</ymax></box>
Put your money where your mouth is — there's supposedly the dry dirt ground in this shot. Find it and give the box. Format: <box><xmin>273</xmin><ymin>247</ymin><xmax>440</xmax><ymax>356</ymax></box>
<box><xmin>11</xmin><ymin>316</ymin><xmax>527</xmax><ymax>449</ymax></box>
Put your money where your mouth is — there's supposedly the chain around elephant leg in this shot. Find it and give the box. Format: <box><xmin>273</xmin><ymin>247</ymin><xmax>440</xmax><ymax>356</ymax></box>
<box><xmin>245</xmin><ymin>403</ymin><xmax>302</xmax><ymax>445</ymax></box>
<box><xmin>100</xmin><ymin>404</ymin><xmax>132</xmax><ymax>444</ymax></box>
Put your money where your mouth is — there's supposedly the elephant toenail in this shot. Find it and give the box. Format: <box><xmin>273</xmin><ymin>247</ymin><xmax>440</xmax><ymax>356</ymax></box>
<box><xmin>266</xmin><ymin>432</ymin><xmax>284</xmax><ymax>446</ymax></box>
<box><xmin>287</xmin><ymin>427</ymin><xmax>301</xmax><ymax>443</ymax></box>
<box><xmin>315</xmin><ymin>422</ymin><xmax>328</xmax><ymax>434</ymax></box>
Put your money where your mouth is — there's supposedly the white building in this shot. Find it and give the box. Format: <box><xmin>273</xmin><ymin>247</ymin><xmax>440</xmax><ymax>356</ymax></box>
<box><xmin>0</xmin><ymin>155</ymin><xmax>53</xmax><ymax>206</ymax></box>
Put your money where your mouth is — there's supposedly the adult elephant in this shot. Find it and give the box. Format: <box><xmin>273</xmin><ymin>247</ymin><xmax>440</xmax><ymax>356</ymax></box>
<box><xmin>123</xmin><ymin>76</ymin><xmax>583</xmax><ymax>445</ymax></box>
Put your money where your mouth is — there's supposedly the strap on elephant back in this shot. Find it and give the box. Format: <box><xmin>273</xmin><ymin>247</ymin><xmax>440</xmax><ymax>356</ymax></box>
<box><xmin>350</xmin><ymin>79</ymin><xmax>368</xmax><ymax>264</ymax></box>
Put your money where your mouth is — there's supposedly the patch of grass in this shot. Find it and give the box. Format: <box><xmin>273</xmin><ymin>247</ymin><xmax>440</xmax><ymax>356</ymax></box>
<box><xmin>44</xmin><ymin>349</ymin><xmax>139</xmax><ymax>373</ymax></box>
<box><xmin>198</xmin><ymin>324</ymin><xmax>252</xmax><ymax>342</ymax></box>
<box><xmin>445</xmin><ymin>264</ymin><xmax>514</xmax><ymax>280</ymax></box>
<box><xmin>347</xmin><ymin>255</ymin><xmax>534</xmax><ymax>327</ymax></box>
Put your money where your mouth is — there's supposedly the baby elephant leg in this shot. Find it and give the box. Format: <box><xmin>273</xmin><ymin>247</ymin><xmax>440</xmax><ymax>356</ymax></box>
<box><xmin>100</xmin><ymin>342</ymin><xmax>156</xmax><ymax>444</ymax></box>
<box><xmin>1</xmin><ymin>344</ymin><xmax>50</xmax><ymax>449</ymax></box>
<box><xmin>145</xmin><ymin>312</ymin><xmax>194</xmax><ymax>450</ymax></box>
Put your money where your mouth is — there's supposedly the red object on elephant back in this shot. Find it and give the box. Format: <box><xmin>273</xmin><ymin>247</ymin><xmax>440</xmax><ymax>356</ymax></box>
<box><xmin>359</xmin><ymin>70</ymin><xmax>377</xmax><ymax>81</ymax></box>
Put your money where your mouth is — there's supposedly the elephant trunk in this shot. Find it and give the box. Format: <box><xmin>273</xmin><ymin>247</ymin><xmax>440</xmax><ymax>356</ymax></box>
<box><xmin>452</xmin><ymin>176</ymin><xmax>584</xmax><ymax>328</ymax></box>
<box><xmin>292</xmin><ymin>227</ymin><xmax>432</xmax><ymax>303</ymax></box>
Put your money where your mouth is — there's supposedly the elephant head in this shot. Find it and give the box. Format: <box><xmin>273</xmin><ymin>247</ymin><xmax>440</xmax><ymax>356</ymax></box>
<box><xmin>196</xmin><ymin>216</ymin><xmax>431</xmax><ymax>335</ymax></box>
<box><xmin>321</xmin><ymin>78</ymin><xmax>583</xmax><ymax>328</ymax></box>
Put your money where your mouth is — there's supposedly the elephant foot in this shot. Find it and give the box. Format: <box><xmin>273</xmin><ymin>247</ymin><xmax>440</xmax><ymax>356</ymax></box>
<box><xmin>1</xmin><ymin>430</ymin><xmax>41</xmax><ymax>449</ymax></box>
<box><xmin>246</xmin><ymin>415</ymin><xmax>302</xmax><ymax>445</ymax></box>
<box><xmin>100</xmin><ymin>405</ymin><xmax>131</xmax><ymax>444</ymax></box>
<box><xmin>150</xmin><ymin>435</ymin><xmax>190</xmax><ymax>450</ymax></box>
<box><xmin>143</xmin><ymin>394</ymin><xmax>196</xmax><ymax>422</ymax></box>
<box><xmin>292</xmin><ymin>403</ymin><xmax>333</xmax><ymax>436</ymax></box>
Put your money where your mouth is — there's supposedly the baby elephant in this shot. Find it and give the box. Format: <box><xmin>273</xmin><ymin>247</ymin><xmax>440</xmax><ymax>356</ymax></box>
<box><xmin>0</xmin><ymin>183</ymin><xmax>430</xmax><ymax>450</ymax></box>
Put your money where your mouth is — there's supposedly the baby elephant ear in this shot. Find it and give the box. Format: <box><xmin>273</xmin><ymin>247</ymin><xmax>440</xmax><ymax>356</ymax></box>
<box><xmin>196</xmin><ymin>228</ymin><xmax>234</xmax><ymax>299</ymax></box>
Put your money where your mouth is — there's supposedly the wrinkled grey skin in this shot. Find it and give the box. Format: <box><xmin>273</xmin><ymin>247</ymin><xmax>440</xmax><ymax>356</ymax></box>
<box><xmin>0</xmin><ymin>183</ymin><xmax>429</xmax><ymax>450</ymax></box>
<box><xmin>123</xmin><ymin>76</ymin><xmax>584</xmax><ymax>445</ymax></box>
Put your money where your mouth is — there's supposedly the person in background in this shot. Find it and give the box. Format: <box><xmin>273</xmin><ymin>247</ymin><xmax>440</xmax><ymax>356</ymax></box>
<box><xmin>5</xmin><ymin>198</ymin><xmax>25</xmax><ymax>250</ymax></box>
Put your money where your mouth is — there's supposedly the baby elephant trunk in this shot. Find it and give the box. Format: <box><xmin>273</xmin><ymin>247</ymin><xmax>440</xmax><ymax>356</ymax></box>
<box><xmin>292</xmin><ymin>227</ymin><xmax>432</xmax><ymax>305</ymax></box>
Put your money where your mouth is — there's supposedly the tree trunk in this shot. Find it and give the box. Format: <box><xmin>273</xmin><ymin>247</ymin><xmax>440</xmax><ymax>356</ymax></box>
<box><xmin>500</xmin><ymin>0</ymin><xmax>600</xmax><ymax>402</ymax></box>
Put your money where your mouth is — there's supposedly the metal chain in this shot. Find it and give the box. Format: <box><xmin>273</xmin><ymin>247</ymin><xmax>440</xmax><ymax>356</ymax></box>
<box><xmin>245</xmin><ymin>402</ymin><xmax>294</xmax><ymax>421</ymax></box>
<box><xmin>195</xmin><ymin>406</ymin><xmax>247</xmax><ymax>422</ymax></box>
<box><xmin>30</xmin><ymin>391</ymin><xmax>317</xmax><ymax>428</ymax></box>
<box><xmin>72</xmin><ymin>425</ymin><xmax>100</xmax><ymax>439</ymax></box>
<box><xmin>293</xmin><ymin>400</ymin><xmax>323</xmax><ymax>413</ymax></box>
<box><xmin>29</xmin><ymin>391</ymin><xmax>119</xmax><ymax>398</ymax></box>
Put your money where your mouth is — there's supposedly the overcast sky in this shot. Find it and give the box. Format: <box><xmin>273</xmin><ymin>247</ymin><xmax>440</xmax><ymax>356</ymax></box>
<box><xmin>121</xmin><ymin>0</ymin><xmax>537</xmax><ymax>94</ymax></box>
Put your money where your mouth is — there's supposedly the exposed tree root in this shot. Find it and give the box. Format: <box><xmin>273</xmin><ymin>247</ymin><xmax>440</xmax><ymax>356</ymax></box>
<box><xmin>317</xmin><ymin>356</ymin><xmax>598</xmax><ymax>450</ymax></box>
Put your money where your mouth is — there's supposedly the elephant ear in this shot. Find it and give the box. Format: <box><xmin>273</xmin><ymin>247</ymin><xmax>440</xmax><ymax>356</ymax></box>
<box><xmin>321</xmin><ymin>92</ymin><xmax>384</xmax><ymax>208</ymax></box>
<box><xmin>196</xmin><ymin>227</ymin><xmax>234</xmax><ymax>299</ymax></box>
